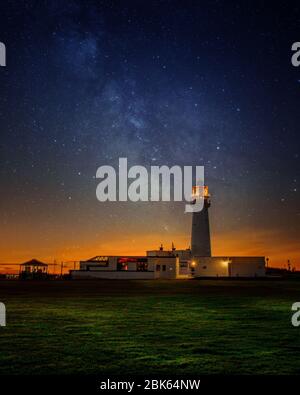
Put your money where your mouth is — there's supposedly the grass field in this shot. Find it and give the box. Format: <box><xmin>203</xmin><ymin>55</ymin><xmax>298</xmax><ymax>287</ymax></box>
<box><xmin>0</xmin><ymin>279</ymin><xmax>300</xmax><ymax>375</ymax></box>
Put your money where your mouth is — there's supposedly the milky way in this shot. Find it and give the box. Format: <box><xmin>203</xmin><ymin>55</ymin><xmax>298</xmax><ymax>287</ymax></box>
<box><xmin>0</xmin><ymin>1</ymin><xmax>299</xmax><ymax>267</ymax></box>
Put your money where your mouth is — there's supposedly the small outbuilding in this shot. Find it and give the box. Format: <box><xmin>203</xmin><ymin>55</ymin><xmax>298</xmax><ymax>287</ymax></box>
<box><xmin>19</xmin><ymin>259</ymin><xmax>49</xmax><ymax>280</ymax></box>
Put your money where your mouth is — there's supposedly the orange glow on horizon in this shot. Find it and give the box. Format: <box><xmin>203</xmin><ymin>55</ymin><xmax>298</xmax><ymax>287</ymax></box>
<box><xmin>0</xmin><ymin>226</ymin><xmax>299</xmax><ymax>274</ymax></box>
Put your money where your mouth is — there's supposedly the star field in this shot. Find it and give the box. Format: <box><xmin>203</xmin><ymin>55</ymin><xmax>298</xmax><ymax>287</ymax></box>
<box><xmin>0</xmin><ymin>1</ymin><xmax>300</xmax><ymax>267</ymax></box>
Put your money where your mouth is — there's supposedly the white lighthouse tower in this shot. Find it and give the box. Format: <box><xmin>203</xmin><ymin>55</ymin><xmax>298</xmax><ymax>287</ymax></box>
<box><xmin>191</xmin><ymin>185</ymin><xmax>211</xmax><ymax>257</ymax></box>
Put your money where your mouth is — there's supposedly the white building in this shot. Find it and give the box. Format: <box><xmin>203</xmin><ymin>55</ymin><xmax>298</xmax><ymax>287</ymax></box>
<box><xmin>71</xmin><ymin>250</ymin><xmax>266</xmax><ymax>280</ymax></box>
<box><xmin>70</xmin><ymin>250</ymin><xmax>183</xmax><ymax>280</ymax></box>
<box><xmin>190</xmin><ymin>256</ymin><xmax>266</xmax><ymax>278</ymax></box>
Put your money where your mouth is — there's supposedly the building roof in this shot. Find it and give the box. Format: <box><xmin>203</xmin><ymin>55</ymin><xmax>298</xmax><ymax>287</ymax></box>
<box><xmin>87</xmin><ymin>256</ymin><xmax>107</xmax><ymax>262</ymax></box>
<box><xmin>86</xmin><ymin>255</ymin><xmax>147</xmax><ymax>262</ymax></box>
<box><xmin>20</xmin><ymin>259</ymin><xmax>48</xmax><ymax>267</ymax></box>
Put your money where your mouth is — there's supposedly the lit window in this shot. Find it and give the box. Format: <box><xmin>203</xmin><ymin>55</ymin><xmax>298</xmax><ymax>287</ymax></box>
<box><xmin>117</xmin><ymin>262</ymin><xmax>128</xmax><ymax>271</ymax></box>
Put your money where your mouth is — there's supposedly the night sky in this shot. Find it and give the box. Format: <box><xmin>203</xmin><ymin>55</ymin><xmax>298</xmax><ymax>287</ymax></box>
<box><xmin>0</xmin><ymin>1</ymin><xmax>299</xmax><ymax>268</ymax></box>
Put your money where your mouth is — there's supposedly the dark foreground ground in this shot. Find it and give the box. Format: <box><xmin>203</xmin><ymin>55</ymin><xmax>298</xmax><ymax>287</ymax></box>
<box><xmin>0</xmin><ymin>279</ymin><xmax>299</xmax><ymax>375</ymax></box>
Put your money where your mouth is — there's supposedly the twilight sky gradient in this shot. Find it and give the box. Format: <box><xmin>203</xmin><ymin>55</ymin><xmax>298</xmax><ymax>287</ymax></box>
<box><xmin>0</xmin><ymin>1</ymin><xmax>300</xmax><ymax>269</ymax></box>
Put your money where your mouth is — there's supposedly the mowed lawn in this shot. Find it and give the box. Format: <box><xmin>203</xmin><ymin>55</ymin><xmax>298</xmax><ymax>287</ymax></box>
<box><xmin>0</xmin><ymin>279</ymin><xmax>300</xmax><ymax>375</ymax></box>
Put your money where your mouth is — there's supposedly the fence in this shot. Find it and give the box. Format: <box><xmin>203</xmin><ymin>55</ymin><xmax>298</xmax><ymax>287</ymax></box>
<box><xmin>0</xmin><ymin>261</ymin><xmax>80</xmax><ymax>276</ymax></box>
